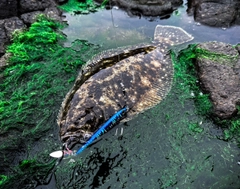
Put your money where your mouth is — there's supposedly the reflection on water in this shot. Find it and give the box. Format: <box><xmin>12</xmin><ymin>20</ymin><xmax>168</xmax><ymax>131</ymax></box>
<box><xmin>62</xmin><ymin>3</ymin><xmax>240</xmax><ymax>49</ymax></box>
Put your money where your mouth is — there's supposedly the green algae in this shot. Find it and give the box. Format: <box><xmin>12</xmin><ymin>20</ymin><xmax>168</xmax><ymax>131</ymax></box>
<box><xmin>59</xmin><ymin>0</ymin><xmax>102</xmax><ymax>14</ymax></box>
<box><xmin>215</xmin><ymin>117</ymin><xmax>240</xmax><ymax>145</ymax></box>
<box><xmin>172</xmin><ymin>45</ymin><xmax>213</xmax><ymax>117</ymax></box>
<box><xmin>0</xmin><ymin>15</ymin><xmax>100</xmax><ymax>188</ymax></box>
<box><xmin>195</xmin><ymin>44</ymin><xmax>239</xmax><ymax>67</ymax></box>
<box><xmin>0</xmin><ymin>175</ymin><xmax>7</xmax><ymax>186</ymax></box>
<box><xmin>195</xmin><ymin>47</ymin><xmax>239</xmax><ymax>62</ymax></box>
<box><xmin>7</xmin><ymin>15</ymin><xmax>66</xmax><ymax>65</ymax></box>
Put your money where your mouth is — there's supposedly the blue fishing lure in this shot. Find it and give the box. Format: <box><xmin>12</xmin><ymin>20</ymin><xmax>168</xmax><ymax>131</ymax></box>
<box><xmin>75</xmin><ymin>106</ymin><xmax>129</xmax><ymax>155</ymax></box>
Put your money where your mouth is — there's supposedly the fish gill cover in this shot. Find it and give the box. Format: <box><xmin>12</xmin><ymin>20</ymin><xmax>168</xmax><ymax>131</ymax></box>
<box><xmin>0</xmin><ymin>15</ymin><xmax>100</xmax><ymax>188</ymax></box>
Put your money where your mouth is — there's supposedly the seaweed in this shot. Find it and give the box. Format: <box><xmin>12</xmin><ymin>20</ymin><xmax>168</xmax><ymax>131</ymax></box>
<box><xmin>172</xmin><ymin>44</ymin><xmax>213</xmax><ymax>117</ymax></box>
<box><xmin>59</xmin><ymin>0</ymin><xmax>101</xmax><ymax>14</ymax></box>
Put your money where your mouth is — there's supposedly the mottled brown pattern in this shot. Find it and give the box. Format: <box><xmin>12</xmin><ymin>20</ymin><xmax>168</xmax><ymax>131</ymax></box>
<box><xmin>58</xmin><ymin>25</ymin><xmax>193</xmax><ymax>148</ymax></box>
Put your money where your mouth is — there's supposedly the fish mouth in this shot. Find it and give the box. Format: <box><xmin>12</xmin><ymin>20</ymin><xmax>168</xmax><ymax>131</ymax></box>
<box><xmin>61</xmin><ymin>131</ymin><xmax>93</xmax><ymax>149</ymax></box>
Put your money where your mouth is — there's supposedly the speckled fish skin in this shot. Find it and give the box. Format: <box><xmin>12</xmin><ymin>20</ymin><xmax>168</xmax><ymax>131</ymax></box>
<box><xmin>58</xmin><ymin>25</ymin><xmax>193</xmax><ymax>148</ymax></box>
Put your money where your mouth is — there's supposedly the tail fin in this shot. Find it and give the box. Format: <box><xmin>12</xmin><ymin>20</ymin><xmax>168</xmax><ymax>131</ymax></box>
<box><xmin>154</xmin><ymin>25</ymin><xmax>194</xmax><ymax>47</ymax></box>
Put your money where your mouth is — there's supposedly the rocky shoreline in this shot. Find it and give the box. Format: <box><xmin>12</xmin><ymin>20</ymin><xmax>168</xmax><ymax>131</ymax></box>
<box><xmin>1</xmin><ymin>0</ymin><xmax>239</xmax><ymax>60</ymax></box>
<box><xmin>1</xmin><ymin>0</ymin><xmax>240</xmax><ymax>119</ymax></box>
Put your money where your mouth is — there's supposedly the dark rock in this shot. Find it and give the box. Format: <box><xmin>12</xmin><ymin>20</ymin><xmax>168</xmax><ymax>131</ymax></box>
<box><xmin>0</xmin><ymin>53</ymin><xmax>11</xmax><ymax>70</ymax></box>
<box><xmin>19</xmin><ymin>0</ymin><xmax>56</xmax><ymax>14</ymax></box>
<box><xmin>56</xmin><ymin>0</ymin><xmax>69</xmax><ymax>5</ymax></box>
<box><xmin>44</xmin><ymin>6</ymin><xmax>63</xmax><ymax>22</ymax></box>
<box><xmin>188</xmin><ymin>0</ymin><xmax>240</xmax><ymax>27</ymax></box>
<box><xmin>21</xmin><ymin>7</ymin><xmax>63</xmax><ymax>25</ymax></box>
<box><xmin>0</xmin><ymin>17</ymin><xmax>26</xmax><ymax>56</ymax></box>
<box><xmin>0</xmin><ymin>20</ymin><xmax>8</xmax><ymax>56</ymax></box>
<box><xmin>95</xmin><ymin>0</ymin><xmax>183</xmax><ymax>17</ymax></box>
<box><xmin>4</xmin><ymin>16</ymin><xmax>26</xmax><ymax>38</ymax></box>
<box><xmin>0</xmin><ymin>0</ymin><xmax>18</xmax><ymax>19</ymax></box>
<box><xmin>21</xmin><ymin>11</ymin><xmax>43</xmax><ymax>25</ymax></box>
<box><xmin>195</xmin><ymin>2</ymin><xmax>236</xmax><ymax>27</ymax></box>
<box><xmin>195</xmin><ymin>41</ymin><xmax>240</xmax><ymax>119</ymax></box>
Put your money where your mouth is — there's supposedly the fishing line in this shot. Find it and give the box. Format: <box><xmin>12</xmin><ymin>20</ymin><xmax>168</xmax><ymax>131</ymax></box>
<box><xmin>109</xmin><ymin>0</ymin><xmax>120</xmax><ymax>62</ymax></box>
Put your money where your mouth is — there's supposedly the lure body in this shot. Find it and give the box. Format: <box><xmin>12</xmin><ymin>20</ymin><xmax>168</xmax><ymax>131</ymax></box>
<box><xmin>75</xmin><ymin>106</ymin><xmax>128</xmax><ymax>155</ymax></box>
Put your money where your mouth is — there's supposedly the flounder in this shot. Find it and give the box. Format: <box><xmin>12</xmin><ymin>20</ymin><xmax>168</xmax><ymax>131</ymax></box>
<box><xmin>57</xmin><ymin>25</ymin><xmax>193</xmax><ymax>149</ymax></box>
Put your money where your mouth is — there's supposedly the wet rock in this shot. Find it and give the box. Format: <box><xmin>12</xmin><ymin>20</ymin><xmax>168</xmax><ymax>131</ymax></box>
<box><xmin>0</xmin><ymin>53</ymin><xmax>11</xmax><ymax>70</ymax></box>
<box><xmin>19</xmin><ymin>0</ymin><xmax>56</xmax><ymax>14</ymax></box>
<box><xmin>56</xmin><ymin>0</ymin><xmax>69</xmax><ymax>5</ymax></box>
<box><xmin>188</xmin><ymin>0</ymin><xmax>240</xmax><ymax>27</ymax></box>
<box><xmin>0</xmin><ymin>20</ymin><xmax>8</xmax><ymax>56</ymax></box>
<box><xmin>4</xmin><ymin>16</ymin><xmax>26</xmax><ymax>38</ymax></box>
<box><xmin>95</xmin><ymin>0</ymin><xmax>183</xmax><ymax>17</ymax></box>
<box><xmin>44</xmin><ymin>6</ymin><xmax>63</xmax><ymax>22</ymax></box>
<box><xmin>21</xmin><ymin>11</ymin><xmax>43</xmax><ymax>25</ymax></box>
<box><xmin>195</xmin><ymin>41</ymin><xmax>240</xmax><ymax>119</ymax></box>
<box><xmin>0</xmin><ymin>0</ymin><xmax>18</xmax><ymax>19</ymax></box>
<box><xmin>21</xmin><ymin>7</ymin><xmax>63</xmax><ymax>25</ymax></box>
<box><xmin>0</xmin><ymin>17</ymin><xmax>26</xmax><ymax>56</ymax></box>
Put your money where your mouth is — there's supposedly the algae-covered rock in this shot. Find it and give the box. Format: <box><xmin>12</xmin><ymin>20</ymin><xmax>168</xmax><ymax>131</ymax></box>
<box><xmin>21</xmin><ymin>7</ymin><xmax>63</xmax><ymax>25</ymax></box>
<box><xmin>0</xmin><ymin>0</ymin><xmax>64</xmax><ymax>59</ymax></box>
<box><xmin>195</xmin><ymin>41</ymin><xmax>240</xmax><ymax>119</ymax></box>
<box><xmin>0</xmin><ymin>17</ymin><xmax>26</xmax><ymax>56</ymax></box>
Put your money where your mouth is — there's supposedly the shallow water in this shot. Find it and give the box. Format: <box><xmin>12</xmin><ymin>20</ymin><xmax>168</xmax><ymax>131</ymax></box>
<box><xmin>62</xmin><ymin>3</ymin><xmax>240</xmax><ymax>48</ymax></box>
<box><xmin>39</xmin><ymin>2</ymin><xmax>240</xmax><ymax>189</ymax></box>
<box><xmin>4</xmin><ymin>1</ymin><xmax>237</xmax><ymax>189</ymax></box>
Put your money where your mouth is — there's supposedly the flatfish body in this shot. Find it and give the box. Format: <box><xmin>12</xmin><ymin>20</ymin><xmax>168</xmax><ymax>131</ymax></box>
<box><xmin>57</xmin><ymin>25</ymin><xmax>193</xmax><ymax>148</ymax></box>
